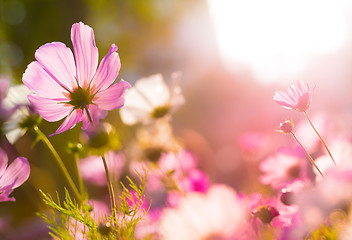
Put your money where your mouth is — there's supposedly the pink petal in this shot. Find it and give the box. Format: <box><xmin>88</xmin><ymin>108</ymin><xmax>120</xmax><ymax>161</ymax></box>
<box><xmin>51</xmin><ymin>109</ymin><xmax>83</xmax><ymax>136</ymax></box>
<box><xmin>0</xmin><ymin>79</ymin><xmax>10</xmax><ymax>103</ymax></box>
<box><xmin>0</xmin><ymin>148</ymin><xmax>8</xmax><ymax>177</ymax></box>
<box><xmin>91</xmin><ymin>44</ymin><xmax>121</xmax><ymax>91</ymax></box>
<box><xmin>28</xmin><ymin>95</ymin><xmax>71</xmax><ymax>122</ymax></box>
<box><xmin>273</xmin><ymin>92</ymin><xmax>295</xmax><ymax>108</ymax></box>
<box><xmin>71</xmin><ymin>22</ymin><xmax>98</xmax><ymax>86</ymax></box>
<box><xmin>35</xmin><ymin>42</ymin><xmax>76</xmax><ymax>91</ymax></box>
<box><xmin>0</xmin><ymin>157</ymin><xmax>29</xmax><ymax>189</ymax></box>
<box><xmin>23</xmin><ymin>61</ymin><xmax>67</xmax><ymax>99</ymax></box>
<box><xmin>0</xmin><ymin>184</ymin><xmax>16</xmax><ymax>202</ymax></box>
<box><xmin>81</xmin><ymin>105</ymin><xmax>107</xmax><ymax>130</ymax></box>
<box><xmin>93</xmin><ymin>80</ymin><xmax>130</xmax><ymax>110</ymax></box>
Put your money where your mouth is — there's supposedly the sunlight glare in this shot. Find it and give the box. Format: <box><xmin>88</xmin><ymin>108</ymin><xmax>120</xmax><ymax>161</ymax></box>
<box><xmin>207</xmin><ymin>0</ymin><xmax>351</xmax><ymax>84</ymax></box>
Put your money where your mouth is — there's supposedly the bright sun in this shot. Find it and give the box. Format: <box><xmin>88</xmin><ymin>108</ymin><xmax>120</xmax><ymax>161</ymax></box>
<box><xmin>207</xmin><ymin>0</ymin><xmax>351</xmax><ymax>84</ymax></box>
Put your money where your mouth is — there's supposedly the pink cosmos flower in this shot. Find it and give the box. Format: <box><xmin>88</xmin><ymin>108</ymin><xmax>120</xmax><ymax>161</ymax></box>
<box><xmin>23</xmin><ymin>22</ymin><xmax>130</xmax><ymax>135</ymax></box>
<box><xmin>247</xmin><ymin>193</ymin><xmax>301</xmax><ymax>239</ymax></box>
<box><xmin>259</xmin><ymin>147</ymin><xmax>309</xmax><ymax>190</ymax></box>
<box><xmin>273</xmin><ymin>80</ymin><xmax>312</xmax><ymax>112</ymax></box>
<box><xmin>0</xmin><ymin>148</ymin><xmax>30</xmax><ymax>202</ymax></box>
<box><xmin>78</xmin><ymin>150</ymin><xmax>125</xmax><ymax>186</ymax></box>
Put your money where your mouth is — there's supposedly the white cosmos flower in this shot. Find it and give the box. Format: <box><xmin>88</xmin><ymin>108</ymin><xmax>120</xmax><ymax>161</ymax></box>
<box><xmin>159</xmin><ymin>184</ymin><xmax>246</xmax><ymax>240</ymax></box>
<box><xmin>2</xmin><ymin>84</ymin><xmax>32</xmax><ymax>144</ymax></box>
<box><xmin>120</xmin><ymin>73</ymin><xmax>185</xmax><ymax>125</ymax></box>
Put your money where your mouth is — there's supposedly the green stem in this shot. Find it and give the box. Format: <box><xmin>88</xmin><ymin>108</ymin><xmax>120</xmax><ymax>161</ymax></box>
<box><xmin>83</xmin><ymin>104</ymin><xmax>94</xmax><ymax>126</ymax></box>
<box><xmin>33</xmin><ymin>125</ymin><xmax>83</xmax><ymax>202</ymax></box>
<box><xmin>304</xmin><ymin>111</ymin><xmax>336</xmax><ymax>166</ymax></box>
<box><xmin>101</xmin><ymin>154</ymin><xmax>117</xmax><ymax>220</ymax></box>
<box><xmin>291</xmin><ymin>132</ymin><xmax>326</xmax><ymax>180</ymax></box>
<box><xmin>73</xmin><ymin>152</ymin><xmax>85</xmax><ymax>197</ymax></box>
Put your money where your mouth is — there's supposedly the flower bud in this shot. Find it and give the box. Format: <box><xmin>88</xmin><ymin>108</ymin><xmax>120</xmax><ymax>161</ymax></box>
<box><xmin>252</xmin><ymin>205</ymin><xmax>279</xmax><ymax>224</ymax></box>
<box><xmin>278</xmin><ymin>119</ymin><xmax>294</xmax><ymax>134</ymax></box>
<box><xmin>98</xmin><ymin>222</ymin><xmax>112</xmax><ymax>236</ymax></box>
<box><xmin>280</xmin><ymin>189</ymin><xmax>295</xmax><ymax>206</ymax></box>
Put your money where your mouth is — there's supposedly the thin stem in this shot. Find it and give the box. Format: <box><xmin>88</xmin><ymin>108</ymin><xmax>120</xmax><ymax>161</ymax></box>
<box><xmin>101</xmin><ymin>154</ymin><xmax>117</xmax><ymax>221</ymax></box>
<box><xmin>33</xmin><ymin>125</ymin><xmax>83</xmax><ymax>202</ymax></box>
<box><xmin>304</xmin><ymin>111</ymin><xmax>336</xmax><ymax>166</ymax></box>
<box><xmin>291</xmin><ymin>132</ymin><xmax>326</xmax><ymax>180</ymax></box>
<box><xmin>73</xmin><ymin>152</ymin><xmax>85</xmax><ymax>196</ymax></box>
<box><xmin>83</xmin><ymin>104</ymin><xmax>94</xmax><ymax>126</ymax></box>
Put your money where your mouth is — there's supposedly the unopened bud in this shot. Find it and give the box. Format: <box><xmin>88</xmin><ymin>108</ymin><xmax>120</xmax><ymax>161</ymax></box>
<box><xmin>278</xmin><ymin>120</ymin><xmax>294</xmax><ymax>134</ymax></box>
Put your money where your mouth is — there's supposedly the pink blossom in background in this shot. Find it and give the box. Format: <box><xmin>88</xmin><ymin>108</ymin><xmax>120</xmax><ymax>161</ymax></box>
<box><xmin>166</xmin><ymin>169</ymin><xmax>209</xmax><ymax>207</ymax></box>
<box><xmin>0</xmin><ymin>78</ymin><xmax>10</xmax><ymax>105</ymax></box>
<box><xmin>0</xmin><ymin>78</ymin><xmax>15</xmax><ymax>124</ymax></box>
<box><xmin>158</xmin><ymin>151</ymin><xmax>197</xmax><ymax>176</ymax></box>
<box><xmin>79</xmin><ymin>151</ymin><xmax>125</xmax><ymax>186</ymax></box>
<box><xmin>247</xmin><ymin>193</ymin><xmax>301</xmax><ymax>239</ymax></box>
<box><xmin>314</xmin><ymin>138</ymin><xmax>352</xmax><ymax>181</ymax></box>
<box><xmin>0</xmin><ymin>148</ymin><xmax>30</xmax><ymax>202</ymax></box>
<box><xmin>23</xmin><ymin>22</ymin><xmax>130</xmax><ymax>135</ymax></box>
<box><xmin>238</xmin><ymin>131</ymin><xmax>267</xmax><ymax>154</ymax></box>
<box><xmin>295</xmin><ymin>113</ymin><xmax>331</xmax><ymax>153</ymax></box>
<box><xmin>259</xmin><ymin>147</ymin><xmax>309</xmax><ymax>190</ymax></box>
<box><xmin>273</xmin><ymin>80</ymin><xmax>313</xmax><ymax>112</ymax></box>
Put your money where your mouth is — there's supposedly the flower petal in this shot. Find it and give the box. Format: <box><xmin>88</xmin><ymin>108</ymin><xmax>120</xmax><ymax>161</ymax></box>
<box><xmin>0</xmin><ymin>185</ymin><xmax>16</xmax><ymax>202</ymax></box>
<box><xmin>28</xmin><ymin>95</ymin><xmax>71</xmax><ymax>122</ymax></box>
<box><xmin>91</xmin><ymin>44</ymin><xmax>121</xmax><ymax>91</ymax></box>
<box><xmin>94</xmin><ymin>80</ymin><xmax>130</xmax><ymax>110</ymax></box>
<box><xmin>71</xmin><ymin>22</ymin><xmax>98</xmax><ymax>86</ymax></box>
<box><xmin>51</xmin><ymin>109</ymin><xmax>83</xmax><ymax>136</ymax></box>
<box><xmin>35</xmin><ymin>42</ymin><xmax>76</xmax><ymax>91</ymax></box>
<box><xmin>0</xmin><ymin>79</ymin><xmax>10</xmax><ymax>104</ymax></box>
<box><xmin>0</xmin><ymin>148</ymin><xmax>8</xmax><ymax>177</ymax></box>
<box><xmin>23</xmin><ymin>61</ymin><xmax>67</xmax><ymax>99</ymax></box>
<box><xmin>134</xmin><ymin>74</ymin><xmax>170</xmax><ymax>107</ymax></box>
<box><xmin>0</xmin><ymin>156</ymin><xmax>30</xmax><ymax>189</ymax></box>
<box><xmin>81</xmin><ymin>105</ymin><xmax>107</xmax><ymax>130</ymax></box>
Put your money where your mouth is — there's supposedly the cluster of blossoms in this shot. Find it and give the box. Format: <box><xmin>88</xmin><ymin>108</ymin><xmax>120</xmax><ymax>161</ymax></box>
<box><xmin>2</xmin><ymin>21</ymin><xmax>352</xmax><ymax>240</ymax></box>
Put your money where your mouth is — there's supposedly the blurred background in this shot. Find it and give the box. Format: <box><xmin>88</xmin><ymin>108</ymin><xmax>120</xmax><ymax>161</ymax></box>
<box><xmin>2</xmin><ymin>0</ymin><xmax>352</xmax><ymax>239</ymax></box>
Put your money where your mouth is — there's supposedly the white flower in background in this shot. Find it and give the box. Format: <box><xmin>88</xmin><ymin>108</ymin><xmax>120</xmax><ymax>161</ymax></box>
<box><xmin>2</xmin><ymin>84</ymin><xmax>33</xmax><ymax>143</ymax></box>
<box><xmin>120</xmin><ymin>72</ymin><xmax>185</xmax><ymax>125</ymax></box>
<box><xmin>158</xmin><ymin>184</ymin><xmax>246</xmax><ymax>240</ymax></box>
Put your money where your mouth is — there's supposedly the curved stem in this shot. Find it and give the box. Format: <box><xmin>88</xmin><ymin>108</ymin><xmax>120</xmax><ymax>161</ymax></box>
<box><xmin>291</xmin><ymin>132</ymin><xmax>326</xmax><ymax>180</ymax></box>
<box><xmin>101</xmin><ymin>154</ymin><xmax>117</xmax><ymax>221</ymax></box>
<box><xmin>304</xmin><ymin>111</ymin><xmax>336</xmax><ymax>166</ymax></box>
<box><xmin>33</xmin><ymin>125</ymin><xmax>83</xmax><ymax>202</ymax></box>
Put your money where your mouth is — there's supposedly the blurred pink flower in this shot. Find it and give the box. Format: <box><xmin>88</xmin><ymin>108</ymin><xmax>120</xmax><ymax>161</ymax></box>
<box><xmin>23</xmin><ymin>22</ymin><xmax>130</xmax><ymax>135</ymax></box>
<box><xmin>247</xmin><ymin>193</ymin><xmax>301</xmax><ymax>239</ymax></box>
<box><xmin>0</xmin><ymin>78</ymin><xmax>15</xmax><ymax>125</ymax></box>
<box><xmin>79</xmin><ymin>151</ymin><xmax>125</xmax><ymax>186</ymax></box>
<box><xmin>259</xmin><ymin>147</ymin><xmax>309</xmax><ymax>190</ymax></box>
<box><xmin>158</xmin><ymin>151</ymin><xmax>197</xmax><ymax>176</ymax></box>
<box><xmin>0</xmin><ymin>148</ymin><xmax>30</xmax><ymax>202</ymax></box>
<box><xmin>238</xmin><ymin>132</ymin><xmax>267</xmax><ymax>153</ymax></box>
<box><xmin>159</xmin><ymin>184</ymin><xmax>246</xmax><ymax>240</ymax></box>
<box><xmin>315</xmin><ymin>138</ymin><xmax>352</xmax><ymax>180</ymax></box>
<box><xmin>273</xmin><ymin>80</ymin><xmax>312</xmax><ymax>112</ymax></box>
